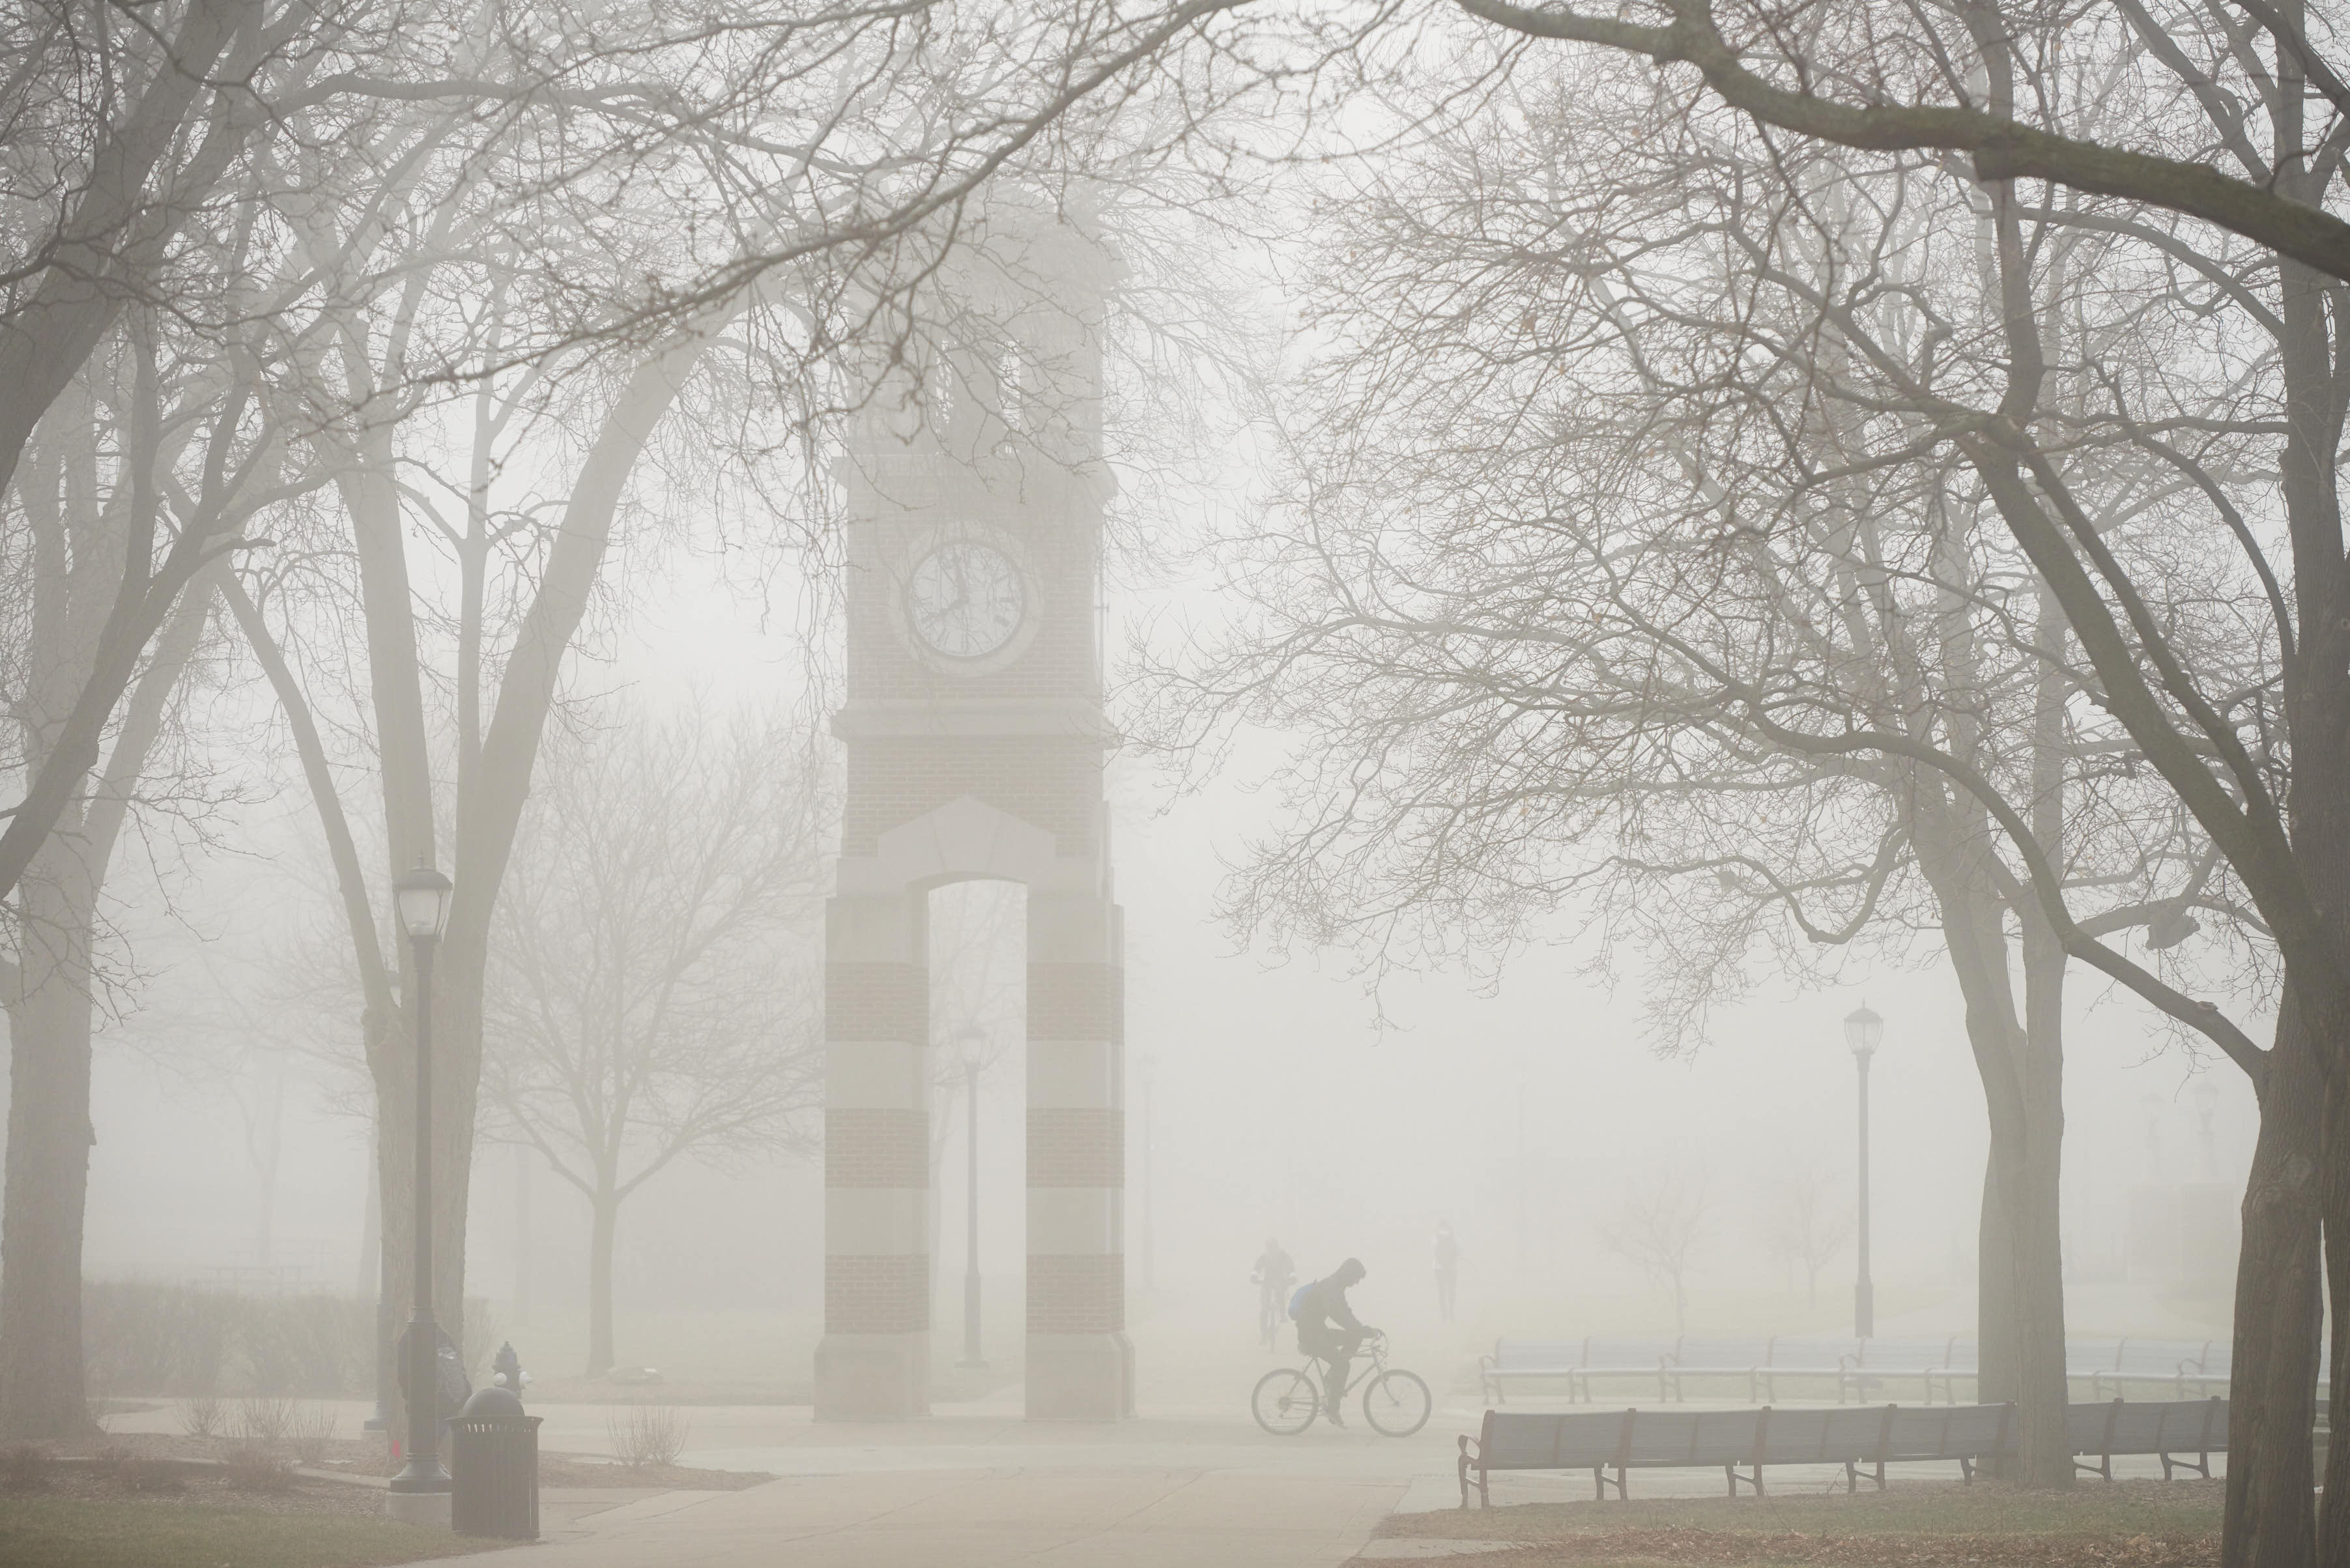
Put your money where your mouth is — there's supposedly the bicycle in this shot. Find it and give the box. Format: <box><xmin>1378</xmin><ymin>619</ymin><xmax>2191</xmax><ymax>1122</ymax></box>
<box><xmin>1251</xmin><ymin>1331</ymin><xmax>1432</xmax><ymax>1436</ymax></box>
<box><xmin>1255</xmin><ymin>1274</ymin><xmax>1295</xmax><ymax>1350</ymax></box>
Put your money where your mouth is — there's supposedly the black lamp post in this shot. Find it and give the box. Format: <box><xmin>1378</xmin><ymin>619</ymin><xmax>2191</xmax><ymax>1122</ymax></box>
<box><xmin>388</xmin><ymin>861</ymin><xmax>454</xmax><ymax>1509</ymax></box>
<box><xmin>1845</xmin><ymin>1003</ymin><xmax>1884</xmax><ymax>1339</ymax></box>
<box><xmin>957</xmin><ymin>1027</ymin><xmax>986</xmax><ymax>1370</ymax></box>
<box><xmin>2193</xmin><ymin>1079</ymin><xmax>2220</xmax><ymax>1182</ymax></box>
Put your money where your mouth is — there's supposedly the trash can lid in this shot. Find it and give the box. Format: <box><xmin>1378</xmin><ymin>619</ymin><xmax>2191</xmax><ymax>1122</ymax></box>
<box><xmin>459</xmin><ymin>1385</ymin><xmax>527</xmax><ymax>1419</ymax></box>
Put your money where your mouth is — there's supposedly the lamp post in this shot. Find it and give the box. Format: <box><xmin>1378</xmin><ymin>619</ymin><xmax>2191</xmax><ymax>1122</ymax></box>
<box><xmin>388</xmin><ymin>861</ymin><xmax>454</xmax><ymax>1513</ymax></box>
<box><xmin>2193</xmin><ymin>1079</ymin><xmax>2220</xmax><ymax>1182</ymax></box>
<box><xmin>957</xmin><ymin>1027</ymin><xmax>986</xmax><ymax>1369</ymax></box>
<box><xmin>1844</xmin><ymin>1003</ymin><xmax>1884</xmax><ymax>1339</ymax></box>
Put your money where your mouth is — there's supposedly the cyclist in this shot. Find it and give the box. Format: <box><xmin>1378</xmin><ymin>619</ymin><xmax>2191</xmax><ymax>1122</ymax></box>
<box><xmin>1252</xmin><ymin>1239</ymin><xmax>1296</xmax><ymax>1348</ymax></box>
<box><xmin>1292</xmin><ymin>1257</ymin><xmax>1373</xmax><ymax>1425</ymax></box>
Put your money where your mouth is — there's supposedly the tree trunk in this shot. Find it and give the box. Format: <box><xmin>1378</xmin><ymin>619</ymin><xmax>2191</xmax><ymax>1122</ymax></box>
<box><xmin>2007</xmin><ymin>906</ymin><xmax>2071</xmax><ymax>1487</ymax></box>
<box><xmin>1932</xmin><ymin>862</ymin><xmax>2071</xmax><ymax>1485</ymax></box>
<box><xmin>0</xmin><ymin>854</ymin><xmax>98</xmax><ymax>1438</ymax></box>
<box><xmin>1977</xmin><ymin>1144</ymin><xmax>2016</xmax><ymax>1408</ymax></box>
<box><xmin>587</xmin><ymin>1191</ymin><xmax>618</xmax><ymax>1380</ymax></box>
<box><xmin>2321</xmin><ymin>1066</ymin><xmax>2350</xmax><ymax>1568</ymax></box>
<box><xmin>2224</xmin><ymin>993</ymin><xmax>2323</xmax><ymax>1568</ymax></box>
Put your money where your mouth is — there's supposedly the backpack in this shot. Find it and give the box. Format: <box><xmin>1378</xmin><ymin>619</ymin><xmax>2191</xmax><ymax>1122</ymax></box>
<box><xmin>1287</xmin><ymin>1281</ymin><xmax>1313</xmax><ymax>1322</ymax></box>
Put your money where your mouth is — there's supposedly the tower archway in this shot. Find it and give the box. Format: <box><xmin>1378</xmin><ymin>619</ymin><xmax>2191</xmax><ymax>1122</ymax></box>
<box><xmin>813</xmin><ymin>205</ymin><xmax>1130</xmax><ymax>1421</ymax></box>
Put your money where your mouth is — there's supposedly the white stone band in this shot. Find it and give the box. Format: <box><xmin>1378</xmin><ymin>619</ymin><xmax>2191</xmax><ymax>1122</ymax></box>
<box><xmin>1027</xmin><ymin>1039</ymin><xmax>1117</xmax><ymax>1108</ymax></box>
<box><xmin>1027</xmin><ymin>1187</ymin><xmax>1122</xmax><ymax>1255</ymax></box>
<box><xmin>827</xmin><ymin>1040</ymin><xmax>929</xmax><ymax>1110</ymax></box>
<box><xmin>827</xmin><ymin>1188</ymin><xmax>930</xmax><ymax>1255</ymax></box>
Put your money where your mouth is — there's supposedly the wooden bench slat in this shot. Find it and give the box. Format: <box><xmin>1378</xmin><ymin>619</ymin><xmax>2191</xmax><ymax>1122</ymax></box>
<box><xmin>1459</xmin><ymin>1399</ymin><xmax>2228</xmax><ymax>1507</ymax></box>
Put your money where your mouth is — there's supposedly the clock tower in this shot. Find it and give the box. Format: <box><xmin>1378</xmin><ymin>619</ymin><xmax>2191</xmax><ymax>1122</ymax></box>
<box><xmin>814</xmin><ymin>205</ymin><xmax>1132</xmax><ymax>1421</ymax></box>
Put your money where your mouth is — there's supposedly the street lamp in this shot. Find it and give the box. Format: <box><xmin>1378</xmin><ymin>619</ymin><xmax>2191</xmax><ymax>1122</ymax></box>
<box><xmin>388</xmin><ymin>860</ymin><xmax>453</xmax><ymax>1515</ymax></box>
<box><xmin>1844</xmin><ymin>1003</ymin><xmax>1884</xmax><ymax>1339</ymax></box>
<box><xmin>2193</xmin><ymin>1079</ymin><xmax>2220</xmax><ymax>1182</ymax></box>
<box><xmin>956</xmin><ymin>1027</ymin><xmax>986</xmax><ymax>1370</ymax></box>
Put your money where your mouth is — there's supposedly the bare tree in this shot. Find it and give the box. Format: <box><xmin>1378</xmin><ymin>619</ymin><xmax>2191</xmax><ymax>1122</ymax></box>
<box><xmin>1453</xmin><ymin>0</ymin><xmax>2350</xmax><ymax>283</ymax></box>
<box><xmin>1140</xmin><ymin>38</ymin><xmax>2299</xmax><ymax>1487</ymax></box>
<box><xmin>481</xmin><ymin>702</ymin><xmax>826</xmax><ymax>1380</ymax></box>
<box><xmin>1601</xmin><ymin>1175</ymin><xmax>1710</xmax><ymax>1335</ymax></box>
<box><xmin>1763</xmin><ymin>1164</ymin><xmax>1854</xmax><ymax>1309</ymax></box>
<box><xmin>1410</xmin><ymin>7</ymin><xmax>2350</xmax><ymax>1554</ymax></box>
<box><xmin>0</xmin><ymin>301</ymin><xmax>305</xmax><ymax>1433</ymax></box>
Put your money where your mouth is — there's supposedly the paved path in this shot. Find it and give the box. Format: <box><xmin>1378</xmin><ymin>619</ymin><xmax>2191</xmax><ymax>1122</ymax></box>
<box><xmin>447</xmin><ymin>1465</ymin><xmax>1404</xmax><ymax>1567</ymax></box>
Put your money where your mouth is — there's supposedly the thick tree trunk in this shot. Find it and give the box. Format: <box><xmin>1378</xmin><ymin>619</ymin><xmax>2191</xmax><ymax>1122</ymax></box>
<box><xmin>2007</xmin><ymin>915</ymin><xmax>2071</xmax><ymax>1487</ymax></box>
<box><xmin>2224</xmin><ymin>994</ymin><xmax>2323</xmax><ymax>1568</ymax></box>
<box><xmin>1977</xmin><ymin>1147</ymin><xmax>2014</xmax><ymax>1398</ymax></box>
<box><xmin>2320</xmin><ymin>1068</ymin><xmax>2350</xmax><ymax>1568</ymax></box>
<box><xmin>587</xmin><ymin>1191</ymin><xmax>618</xmax><ymax>1380</ymax></box>
<box><xmin>1933</xmin><ymin>866</ymin><xmax>2071</xmax><ymax>1485</ymax></box>
<box><xmin>0</xmin><ymin>857</ymin><xmax>98</xmax><ymax>1438</ymax></box>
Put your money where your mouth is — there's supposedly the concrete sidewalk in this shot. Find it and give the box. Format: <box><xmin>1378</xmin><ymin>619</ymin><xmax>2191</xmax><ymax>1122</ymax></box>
<box><xmin>443</xmin><ymin>1465</ymin><xmax>1404</xmax><ymax>1567</ymax></box>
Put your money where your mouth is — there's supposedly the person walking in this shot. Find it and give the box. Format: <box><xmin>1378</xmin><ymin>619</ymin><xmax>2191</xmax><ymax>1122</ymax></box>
<box><xmin>1252</xmin><ymin>1238</ymin><xmax>1297</xmax><ymax>1350</ymax></box>
<box><xmin>1433</xmin><ymin>1222</ymin><xmax>1459</xmax><ymax>1324</ymax></box>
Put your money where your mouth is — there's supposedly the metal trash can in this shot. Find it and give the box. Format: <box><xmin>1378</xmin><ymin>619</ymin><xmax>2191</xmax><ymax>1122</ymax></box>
<box><xmin>450</xmin><ymin>1386</ymin><xmax>541</xmax><ymax>1539</ymax></box>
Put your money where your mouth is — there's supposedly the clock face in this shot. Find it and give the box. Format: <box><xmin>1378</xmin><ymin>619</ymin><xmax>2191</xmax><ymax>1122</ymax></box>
<box><xmin>906</xmin><ymin>539</ymin><xmax>1026</xmax><ymax>661</ymax></box>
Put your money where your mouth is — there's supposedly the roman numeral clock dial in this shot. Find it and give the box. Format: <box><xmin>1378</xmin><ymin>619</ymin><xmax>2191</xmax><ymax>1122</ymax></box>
<box><xmin>907</xmin><ymin>539</ymin><xmax>1026</xmax><ymax>661</ymax></box>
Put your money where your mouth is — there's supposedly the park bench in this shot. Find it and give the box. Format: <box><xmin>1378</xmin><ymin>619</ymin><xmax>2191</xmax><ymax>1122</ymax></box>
<box><xmin>1491</xmin><ymin>1336</ymin><xmax>1975</xmax><ymax>1404</ymax></box>
<box><xmin>1480</xmin><ymin>1337</ymin><xmax>1682</xmax><ymax>1403</ymax></box>
<box><xmin>2082</xmin><ymin>1339</ymin><xmax>2228</xmax><ymax>1399</ymax></box>
<box><xmin>1923</xmin><ymin>1338</ymin><xmax>1980</xmax><ymax>1403</ymax></box>
<box><xmin>1454</xmin><ymin>1402</ymin><xmax>2016</xmax><ymax>1505</ymax></box>
<box><xmin>2067</xmin><ymin>1397</ymin><xmax>2228</xmax><ymax>1481</ymax></box>
<box><xmin>1839</xmin><ymin>1337</ymin><xmax>1972</xmax><ymax>1403</ymax></box>
<box><xmin>1661</xmin><ymin>1336</ymin><xmax>1876</xmax><ymax>1402</ymax></box>
<box><xmin>1660</xmin><ymin>1337</ymin><xmax>1782</xmax><ymax>1402</ymax></box>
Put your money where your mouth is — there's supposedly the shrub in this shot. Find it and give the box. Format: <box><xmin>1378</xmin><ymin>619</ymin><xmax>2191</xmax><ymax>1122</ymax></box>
<box><xmin>179</xmin><ymin>1394</ymin><xmax>224</xmax><ymax>1438</ymax></box>
<box><xmin>240</xmin><ymin>1295</ymin><xmax>373</xmax><ymax>1396</ymax></box>
<box><xmin>81</xmin><ymin>1281</ymin><xmax>236</xmax><ymax>1395</ymax></box>
<box><xmin>289</xmin><ymin>1403</ymin><xmax>336</xmax><ymax>1466</ymax></box>
<box><xmin>606</xmin><ymin>1403</ymin><xmax>691</xmax><ymax>1469</ymax></box>
<box><xmin>83</xmin><ymin>1281</ymin><xmax>377</xmax><ymax>1397</ymax></box>
<box><xmin>233</xmin><ymin>1395</ymin><xmax>295</xmax><ymax>1447</ymax></box>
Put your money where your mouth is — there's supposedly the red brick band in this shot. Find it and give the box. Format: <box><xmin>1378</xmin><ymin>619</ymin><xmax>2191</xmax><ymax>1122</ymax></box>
<box><xmin>1027</xmin><ymin>963</ymin><xmax>1122</xmax><ymax>1042</ymax></box>
<box><xmin>825</xmin><ymin>1108</ymin><xmax>928</xmax><ymax>1188</ymax></box>
<box><xmin>1026</xmin><ymin>1107</ymin><xmax>1123</xmax><ymax>1188</ymax></box>
<box><xmin>825</xmin><ymin>1253</ymin><xmax>930</xmax><ymax>1335</ymax></box>
<box><xmin>825</xmin><ymin>962</ymin><xmax>926</xmax><ymax>1041</ymax></box>
<box><xmin>1027</xmin><ymin>1253</ymin><xmax>1124</xmax><ymax>1334</ymax></box>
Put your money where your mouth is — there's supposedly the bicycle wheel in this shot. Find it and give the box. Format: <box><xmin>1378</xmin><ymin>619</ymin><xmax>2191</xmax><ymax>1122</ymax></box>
<box><xmin>1362</xmin><ymin>1369</ymin><xmax>1432</xmax><ymax>1436</ymax></box>
<box><xmin>1252</xmin><ymin>1367</ymin><xmax>1321</xmax><ymax>1435</ymax></box>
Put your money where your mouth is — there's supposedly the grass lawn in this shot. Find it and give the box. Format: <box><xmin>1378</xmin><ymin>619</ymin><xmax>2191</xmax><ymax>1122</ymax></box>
<box><xmin>1376</xmin><ymin>1478</ymin><xmax>2223</xmax><ymax>1565</ymax></box>
<box><xmin>0</xmin><ymin>1495</ymin><xmax>505</xmax><ymax>1568</ymax></box>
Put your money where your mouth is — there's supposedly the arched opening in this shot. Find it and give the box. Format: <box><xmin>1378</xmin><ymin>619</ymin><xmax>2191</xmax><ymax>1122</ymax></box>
<box><xmin>926</xmin><ymin>878</ymin><xmax>1027</xmax><ymax>1397</ymax></box>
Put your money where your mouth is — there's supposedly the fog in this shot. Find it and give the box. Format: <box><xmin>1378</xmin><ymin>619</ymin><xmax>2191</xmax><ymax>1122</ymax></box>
<box><xmin>66</xmin><ymin>549</ymin><xmax>2260</xmax><ymax>1385</ymax></box>
<box><xmin>4</xmin><ymin>4</ymin><xmax>2332</xmax><ymax>1558</ymax></box>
